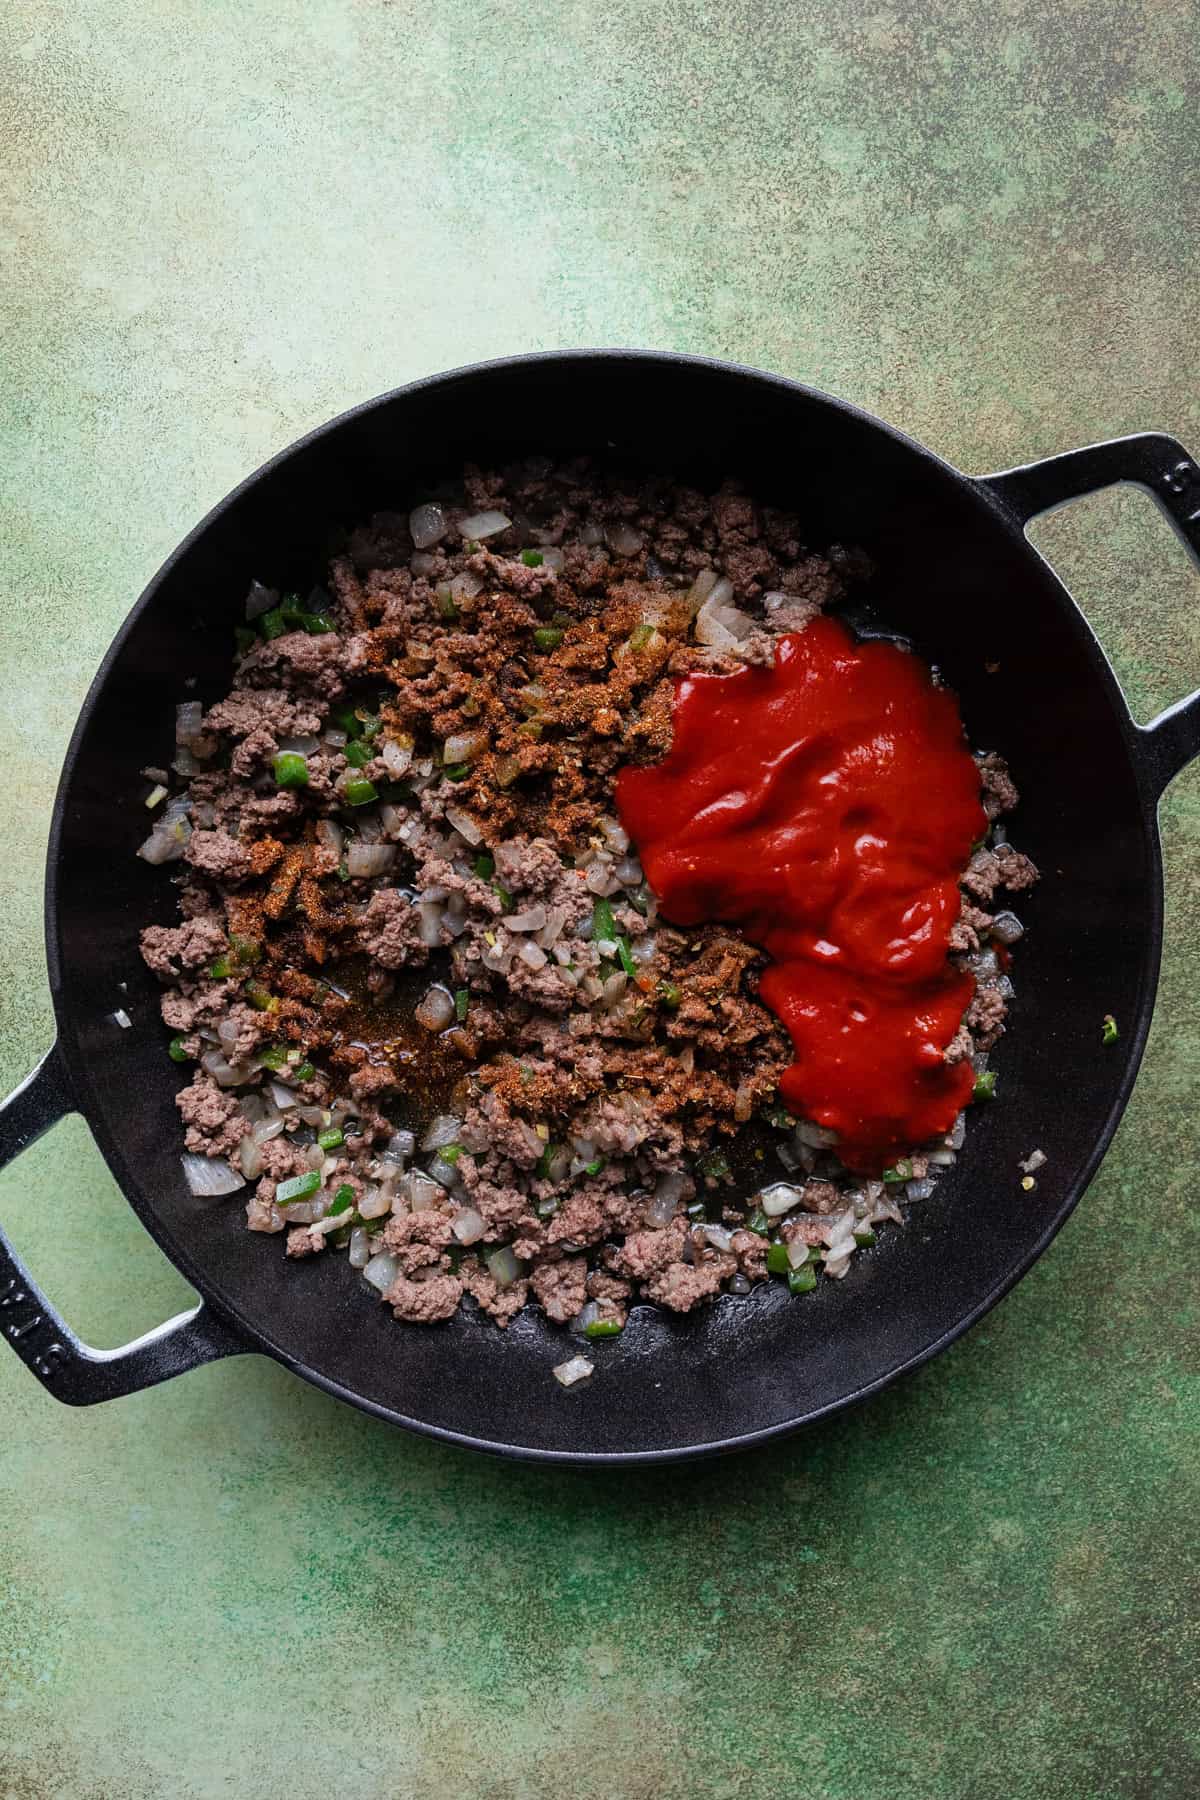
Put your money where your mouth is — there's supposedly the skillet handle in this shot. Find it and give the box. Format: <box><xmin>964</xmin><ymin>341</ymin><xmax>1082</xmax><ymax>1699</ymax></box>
<box><xmin>0</xmin><ymin>1044</ymin><xmax>245</xmax><ymax>1405</ymax></box>
<box><xmin>979</xmin><ymin>431</ymin><xmax>1200</xmax><ymax>795</ymax></box>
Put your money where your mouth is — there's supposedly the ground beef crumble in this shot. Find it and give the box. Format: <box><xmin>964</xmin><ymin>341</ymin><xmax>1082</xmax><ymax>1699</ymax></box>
<box><xmin>138</xmin><ymin>457</ymin><xmax>1037</xmax><ymax>1343</ymax></box>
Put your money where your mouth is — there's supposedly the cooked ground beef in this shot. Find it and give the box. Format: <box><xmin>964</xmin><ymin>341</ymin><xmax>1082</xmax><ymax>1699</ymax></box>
<box><xmin>138</xmin><ymin>458</ymin><xmax>1038</xmax><ymax>1343</ymax></box>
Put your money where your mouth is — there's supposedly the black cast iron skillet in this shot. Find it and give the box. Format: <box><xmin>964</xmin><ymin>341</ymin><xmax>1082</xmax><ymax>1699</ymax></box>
<box><xmin>3</xmin><ymin>352</ymin><xmax>1199</xmax><ymax>1464</ymax></box>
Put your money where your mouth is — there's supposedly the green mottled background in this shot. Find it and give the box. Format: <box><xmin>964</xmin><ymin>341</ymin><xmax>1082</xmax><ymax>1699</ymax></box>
<box><xmin>2</xmin><ymin>3</ymin><xmax>1198</xmax><ymax>1795</ymax></box>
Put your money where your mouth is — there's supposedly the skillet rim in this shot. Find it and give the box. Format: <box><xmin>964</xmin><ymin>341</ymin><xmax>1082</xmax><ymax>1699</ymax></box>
<box><xmin>41</xmin><ymin>348</ymin><xmax>1164</xmax><ymax>1463</ymax></box>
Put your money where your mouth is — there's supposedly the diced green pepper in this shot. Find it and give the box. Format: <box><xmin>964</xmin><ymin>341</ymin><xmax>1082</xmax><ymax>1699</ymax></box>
<box><xmin>274</xmin><ymin>751</ymin><xmax>309</xmax><ymax>788</ymax></box>
<box><xmin>972</xmin><ymin>1071</ymin><xmax>997</xmax><ymax>1102</ymax></box>
<box><xmin>853</xmin><ymin>1227</ymin><xmax>876</xmax><ymax>1247</ymax></box>
<box><xmin>276</xmin><ymin>1170</ymin><xmax>321</xmax><ymax>1205</ymax></box>
<box><xmin>454</xmin><ymin>988</ymin><xmax>470</xmax><ymax>1023</ymax></box>
<box><xmin>243</xmin><ymin>981</ymin><xmax>278</xmax><ymax>1013</ymax></box>
<box><xmin>592</xmin><ymin>897</ymin><xmax>617</xmax><ymax>942</ymax></box>
<box><xmin>342</xmin><ymin>777</ymin><xmax>378</xmax><ymax>806</ymax></box>
<box><xmin>699</xmin><ymin>1150</ymin><xmax>731</xmax><ymax>1181</ymax></box>
<box><xmin>584</xmin><ymin>1318</ymin><xmax>623</xmax><ymax>1339</ymax></box>
<box><xmin>443</xmin><ymin>763</ymin><xmax>470</xmax><ymax>782</ymax></box>
<box><xmin>492</xmin><ymin>881</ymin><xmax>514</xmax><ymax>911</ymax></box>
<box><xmin>167</xmin><ymin>1034</ymin><xmax>191</xmax><ymax>1063</ymax></box>
<box><xmin>883</xmin><ymin>1158</ymin><xmax>914</xmax><ymax>1183</ymax></box>
<box><xmin>583</xmin><ymin>1157</ymin><xmax>605</xmax><ymax>1177</ymax></box>
<box><xmin>439</xmin><ymin>1144</ymin><xmax>464</xmax><ymax>1164</ymax></box>
<box><xmin>765</xmin><ymin>1242</ymin><xmax>791</xmax><ymax>1276</ymax></box>
<box><xmin>521</xmin><ymin>549</ymin><xmax>544</xmax><ymax>567</ymax></box>
<box><xmin>1101</xmin><ymin>1014</ymin><xmax>1118</xmax><ymax>1046</ymax></box>
<box><xmin>328</xmin><ymin>1183</ymin><xmax>355</xmax><ymax>1216</ymax></box>
<box><xmin>788</xmin><ymin>1265</ymin><xmax>818</xmax><ymax>1295</ymax></box>
<box><xmin>656</xmin><ymin>978</ymin><xmax>682</xmax><ymax>1010</ymax></box>
<box><xmin>628</xmin><ymin>623</ymin><xmax>655</xmax><ymax>652</ymax></box>
<box><xmin>330</xmin><ymin>703</ymin><xmax>361</xmax><ymax>736</ymax></box>
<box><xmin>257</xmin><ymin>1044</ymin><xmax>288</xmax><ymax>1071</ymax></box>
<box><xmin>209</xmin><ymin>956</ymin><xmax>232</xmax><ymax>979</ymax></box>
<box><xmin>473</xmin><ymin>852</ymin><xmax>495</xmax><ymax>880</ymax></box>
<box><xmin>259</xmin><ymin>608</ymin><xmax>288</xmax><ymax>640</ymax></box>
<box><xmin>616</xmin><ymin>937</ymin><xmax>637</xmax><ymax>978</ymax></box>
<box><xmin>533</xmin><ymin>626</ymin><xmax>563</xmax><ymax>651</ymax></box>
<box><xmin>317</xmin><ymin>1127</ymin><xmax>344</xmax><ymax>1151</ymax></box>
<box><xmin>744</xmin><ymin>1207</ymin><xmax>770</xmax><ymax>1237</ymax></box>
<box><xmin>343</xmin><ymin>739</ymin><xmax>372</xmax><ymax>768</ymax></box>
<box><xmin>294</xmin><ymin>1061</ymin><xmax>315</xmax><ymax>1083</ymax></box>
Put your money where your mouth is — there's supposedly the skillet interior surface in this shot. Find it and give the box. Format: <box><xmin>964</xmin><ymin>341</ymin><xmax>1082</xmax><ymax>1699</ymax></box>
<box><xmin>47</xmin><ymin>354</ymin><xmax>1158</xmax><ymax>1459</ymax></box>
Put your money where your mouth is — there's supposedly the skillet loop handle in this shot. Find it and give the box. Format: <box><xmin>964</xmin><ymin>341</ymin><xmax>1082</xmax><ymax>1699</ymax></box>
<box><xmin>0</xmin><ymin>1045</ymin><xmax>244</xmax><ymax>1406</ymax></box>
<box><xmin>980</xmin><ymin>431</ymin><xmax>1200</xmax><ymax>797</ymax></box>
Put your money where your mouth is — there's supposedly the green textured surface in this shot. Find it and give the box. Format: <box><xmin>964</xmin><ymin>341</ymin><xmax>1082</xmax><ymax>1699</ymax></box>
<box><xmin>2</xmin><ymin>3</ymin><xmax>1199</xmax><ymax>1795</ymax></box>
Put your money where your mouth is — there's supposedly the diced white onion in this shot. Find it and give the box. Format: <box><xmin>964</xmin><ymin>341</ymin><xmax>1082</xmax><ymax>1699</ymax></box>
<box><xmin>444</xmin><ymin>806</ymin><xmax>483</xmax><ymax>845</ymax></box>
<box><xmin>704</xmin><ymin>1224</ymin><xmax>733</xmax><ymax>1251</ymax></box>
<box><xmin>605</xmin><ymin>522</ymin><xmax>643</xmax><ymax>557</ymax></box>
<box><xmin>112</xmin><ymin>1008</ymin><xmax>132</xmax><ymax>1029</ymax></box>
<box><xmin>269</xmin><ymin>1080</ymin><xmax>299</xmax><ymax>1110</ymax></box>
<box><xmin>460</xmin><ymin>509</ymin><xmax>510</xmax><ymax>540</ymax></box>
<box><xmin>760</xmin><ymin>1182</ymin><xmax>805</xmax><ymax>1218</ymax></box>
<box><xmin>137</xmin><ymin>823</ymin><xmax>189</xmax><ymax>864</ymax></box>
<box><xmin>687</xmin><ymin>568</ymin><xmax>719</xmax><ymax>610</ymax></box>
<box><xmin>553</xmin><ymin>1356</ymin><xmax>595</xmax><ymax>1387</ymax></box>
<box><xmin>451</xmin><ymin>1207</ymin><xmax>486</xmax><ymax>1245</ymax></box>
<box><xmin>443</xmin><ymin>731</ymin><xmax>487</xmax><ymax>765</ymax></box>
<box><xmin>906</xmin><ymin>1177</ymin><xmax>937</xmax><ymax>1202</ymax></box>
<box><xmin>409</xmin><ymin>503</ymin><xmax>447</xmax><ymax>549</ymax></box>
<box><xmin>363</xmin><ymin>1252</ymin><xmax>398</xmax><ymax>1292</ymax></box>
<box><xmin>1019</xmin><ymin>1148</ymin><xmax>1046</xmax><ymax>1174</ymax></box>
<box><xmin>417</xmin><ymin>901</ymin><xmax>444</xmax><ymax>947</ymax></box>
<box><xmin>348</xmin><ymin>1227</ymin><xmax>372</xmax><ymax>1269</ymax></box>
<box><xmin>507</xmin><ymin>904</ymin><xmax>547</xmax><ymax>933</ymax></box>
<box><xmin>597</xmin><ymin>815</ymin><xmax>630</xmax><ymax>854</ymax></box>
<box><xmin>519</xmin><ymin>941</ymin><xmax>549</xmax><ymax>971</ymax></box>
<box><xmin>175</xmin><ymin>701</ymin><xmax>203</xmax><ymax>744</ymax></box>
<box><xmin>991</xmin><ymin>911</ymin><xmax>1024</xmax><ymax>944</ymax></box>
<box><xmin>486</xmin><ymin>1246</ymin><xmax>522</xmax><ymax>1288</ymax></box>
<box><xmin>346</xmin><ymin>842</ymin><xmax>396</xmax><ymax>879</ymax></box>
<box><xmin>694</xmin><ymin>578</ymin><xmax>755</xmax><ymax>648</ymax></box>
<box><xmin>381</xmin><ymin>739</ymin><xmax>413</xmax><ymax>778</ymax></box>
<box><xmin>405</xmin><ymin>1173</ymin><xmax>444</xmax><ymax>1211</ymax></box>
<box><xmin>180</xmin><ymin>1153</ymin><xmax>244</xmax><ymax>1197</ymax></box>
<box><xmin>315</xmin><ymin>818</ymin><xmax>344</xmax><ymax>855</ymax></box>
<box><xmin>201</xmin><ymin>1049</ymin><xmax>254</xmax><ymax>1089</ymax></box>
<box><xmin>238</xmin><ymin>1134</ymin><xmax>264</xmax><ymax>1181</ymax></box>
<box><xmin>415</xmin><ymin>985</ymin><xmax>455</xmax><ymax>1031</ymax></box>
<box><xmin>599</xmin><ymin>970</ymin><xmax>626</xmax><ymax>1007</ymax></box>
<box><xmin>421</xmin><ymin>1116</ymin><xmax>463</xmax><ymax>1151</ymax></box>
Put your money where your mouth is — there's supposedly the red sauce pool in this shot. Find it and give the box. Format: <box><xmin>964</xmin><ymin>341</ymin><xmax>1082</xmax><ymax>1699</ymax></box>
<box><xmin>616</xmin><ymin>616</ymin><xmax>987</xmax><ymax>1174</ymax></box>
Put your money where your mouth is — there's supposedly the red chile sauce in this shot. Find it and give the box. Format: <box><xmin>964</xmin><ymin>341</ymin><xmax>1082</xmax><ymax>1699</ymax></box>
<box><xmin>616</xmin><ymin>616</ymin><xmax>987</xmax><ymax>1175</ymax></box>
